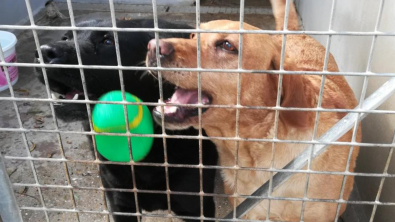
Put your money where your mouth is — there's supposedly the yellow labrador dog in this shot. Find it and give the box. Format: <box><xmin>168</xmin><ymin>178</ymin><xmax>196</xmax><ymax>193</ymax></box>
<box><xmin>146</xmin><ymin>0</ymin><xmax>360</xmax><ymax>221</ymax></box>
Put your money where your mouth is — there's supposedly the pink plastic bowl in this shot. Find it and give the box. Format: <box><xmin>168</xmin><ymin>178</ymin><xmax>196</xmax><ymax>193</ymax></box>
<box><xmin>0</xmin><ymin>30</ymin><xmax>18</xmax><ymax>92</ymax></box>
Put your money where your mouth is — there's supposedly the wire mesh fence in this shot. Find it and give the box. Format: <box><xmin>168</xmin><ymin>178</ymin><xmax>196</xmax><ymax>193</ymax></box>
<box><xmin>0</xmin><ymin>0</ymin><xmax>395</xmax><ymax>222</ymax></box>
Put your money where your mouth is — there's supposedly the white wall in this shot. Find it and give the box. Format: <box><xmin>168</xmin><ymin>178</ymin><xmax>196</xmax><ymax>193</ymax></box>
<box><xmin>0</xmin><ymin>0</ymin><xmax>47</xmax><ymax>25</ymax></box>
<box><xmin>295</xmin><ymin>0</ymin><xmax>395</xmax><ymax>221</ymax></box>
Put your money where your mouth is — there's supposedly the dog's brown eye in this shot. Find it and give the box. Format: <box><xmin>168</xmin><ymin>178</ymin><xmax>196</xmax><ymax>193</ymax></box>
<box><xmin>220</xmin><ymin>41</ymin><xmax>237</xmax><ymax>52</ymax></box>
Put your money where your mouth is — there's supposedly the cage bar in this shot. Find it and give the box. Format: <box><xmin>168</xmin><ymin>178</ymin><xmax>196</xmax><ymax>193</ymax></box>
<box><xmin>151</xmin><ymin>0</ymin><xmax>173</xmax><ymax>219</ymax></box>
<box><xmin>369</xmin><ymin>130</ymin><xmax>395</xmax><ymax>222</ymax></box>
<box><xmin>4</xmin><ymin>60</ymin><xmax>395</xmax><ymax>78</ymax></box>
<box><xmin>266</xmin><ymin>0</ymin><xmax>292</xmax><ymax>219</ymax></box>
<box><xmin>4</xmin><ymin>126</ymin><xmax>395</xmax><ymax>148</ymax></box>
<box><xmin>110</xmin><ymin>0</ymin><xmax>143</xmax><ymax>220</ymax></box>
<box><xmin>300</xmin><ymin>0</ymin><xmax>338</xmax><ymax>220</ymax></box>
<box><xmin>231</xmin><ymin>0</ymin><xmax>245</xmax><ymax>219</ymax></box>
<box><xmin>194</xmin><ymin>0</ymin><xmax>206</xmax><ymax>220</ymax></box>
<box><xmin>2</xmin><ymin>24</ymin><xmax>395</xmax><ymax>36</ymax></box>
<box><xmin>0</xmin><ymin>155</ymin><xmax>23</xmax><ymax>222</ymax></box>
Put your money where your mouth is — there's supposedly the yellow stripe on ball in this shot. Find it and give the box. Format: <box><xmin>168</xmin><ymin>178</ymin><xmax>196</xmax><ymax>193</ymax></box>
<box><xmin>128</xmin><ymin>95</ymin><xmax>143</xmax><ymax>130</ymax></box>
<box><xmin>92</xmin><ymin>95</ymin><xmax>144</xmax><ymax>133</ymax></box>
<box><xmin>92</xmin><ymin>91</ymin><xmax>154</xmax><ymax>162</ymax></box>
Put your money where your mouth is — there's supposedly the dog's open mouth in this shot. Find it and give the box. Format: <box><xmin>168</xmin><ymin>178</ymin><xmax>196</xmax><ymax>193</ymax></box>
<box><xmin>50</xmin><ymin>88</ymin><xmax>96</xmax><ymax>105</ymax></box>
<box><xmin>153</xmin><ymin>87</ymin><xmax>211</xmax><ymax>123</ymax></box>
<box><xmin>34</xmin><ymin>58</ymin><xmax>96</xmax><ymax>104</ymax></box>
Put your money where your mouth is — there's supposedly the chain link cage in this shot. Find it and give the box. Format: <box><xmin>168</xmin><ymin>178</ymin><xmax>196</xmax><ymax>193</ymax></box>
<box><xmin>1</xmin><ymin>0</ymin><xmax>395</xmax><ymax>221</ymax></box>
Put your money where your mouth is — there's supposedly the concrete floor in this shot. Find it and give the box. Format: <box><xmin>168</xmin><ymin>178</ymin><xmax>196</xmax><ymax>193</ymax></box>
<box><xmin>0</xmin><ymin>1</ymin><xmax>366</xmax><ymax>222</ymax></box>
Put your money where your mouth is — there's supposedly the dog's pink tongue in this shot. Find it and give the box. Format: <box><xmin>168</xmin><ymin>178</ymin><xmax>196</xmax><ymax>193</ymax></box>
<box><xmin>65</xmin><ymin>89</ymin><xmax>82</xmax><ymax>99</ymax></box>
<box><xmin>163</xmin><ymin>88</ymin><xmax>198</xmax><ymax>114</ymax></box>
<box><xmin>169</xmin><ymin>88</ymin><xmax>199</xmax><ymax>104</ymax></box>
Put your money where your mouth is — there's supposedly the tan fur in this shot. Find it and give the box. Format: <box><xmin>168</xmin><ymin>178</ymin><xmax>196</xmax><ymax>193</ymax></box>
<box><xmin>146</xmin><ymin>1</ymin><xmax>360</xmax><ymax>221</ymax></box>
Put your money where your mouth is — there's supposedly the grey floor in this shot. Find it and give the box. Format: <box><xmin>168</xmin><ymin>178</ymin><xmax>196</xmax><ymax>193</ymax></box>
<box><xmin>0</xmin><ymin>1</ymin><xmax>367</xmax><ymax>222</ymax></box>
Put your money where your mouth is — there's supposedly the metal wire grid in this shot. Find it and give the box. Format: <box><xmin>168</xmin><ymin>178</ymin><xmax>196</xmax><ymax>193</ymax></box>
<box><xmin>194</xmin><ymin>0</ymin><xmax>205</xmax><ymax>220</ymax></box>
<box><xmin>0</xmin><ymin>0</ymin><xmax>394</xmax><ymax>221</ymax></box>
<box><xmin>298</xmin><ymin>0</ymin><xmax>338</xmax><ymax>219</ymax></box>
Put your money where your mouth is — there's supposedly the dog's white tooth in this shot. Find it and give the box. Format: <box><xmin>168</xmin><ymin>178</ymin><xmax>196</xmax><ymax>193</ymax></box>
<box><xmin>51</xmin><ymin>93</ymin><xmax>58</xmax><ymax>100</ymax></box>
<box><xmin>72</xmin><ymin>94</ymin><xmax>79</xmax><ymax>100</ymax></box>
<box><xmin>155</xmin><ymin>106</ymin><xmax>162</xmax><ymax>113</ymax></box>
<box><xmin>167</xmin><ymin>106</ymin><xmax>178</xmax><ymax>113</ymax></box>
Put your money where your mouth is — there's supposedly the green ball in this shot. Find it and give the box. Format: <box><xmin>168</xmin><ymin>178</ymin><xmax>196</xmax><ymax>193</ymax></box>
<box><xmin>92</xmin><ymin>91</ymin><xmax>154</xmax><ymax>162</ymax></box>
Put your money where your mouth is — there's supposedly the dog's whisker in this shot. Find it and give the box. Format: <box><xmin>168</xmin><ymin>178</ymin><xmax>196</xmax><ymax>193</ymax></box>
<box><xmin>136</xmin><ymin>60</ymin><xmax>146</xmax><ymax>66</ymax></box>
<box><xmin>140</xmin><ymin>70</ymin><xmax>151</xmax><ymax>80</ymax></box>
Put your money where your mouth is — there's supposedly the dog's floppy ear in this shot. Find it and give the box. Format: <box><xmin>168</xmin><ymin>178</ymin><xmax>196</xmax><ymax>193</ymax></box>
<box><xmin>271</xmin><ymin>52</ymin><xmax>315</xmax><ymax>128</ymax></box>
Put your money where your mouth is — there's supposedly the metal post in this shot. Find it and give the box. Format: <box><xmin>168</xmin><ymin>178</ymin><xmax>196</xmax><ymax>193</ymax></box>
<box><xmin>0</xmin><ymin>155</ymin><xmax>23</xmax><ymax>222</ymax></box>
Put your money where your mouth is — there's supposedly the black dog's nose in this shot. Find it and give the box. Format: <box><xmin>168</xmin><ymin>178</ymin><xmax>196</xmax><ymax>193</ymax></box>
<box><xmin>35</xmin><ymin>45</ymin><xmax>65</xmax><ymax>64</ymax></box>
<box><xmin>147</xmin><ymin>39</ymin><xmax>174</xmax><ymax>59</ymax></box>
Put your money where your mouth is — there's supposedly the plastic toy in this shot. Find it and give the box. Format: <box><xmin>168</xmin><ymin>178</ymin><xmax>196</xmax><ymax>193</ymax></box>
<box><xmin>92</xmin><ymin>91</ymin><xmax>154</xmax><ymax>162</ymax></box>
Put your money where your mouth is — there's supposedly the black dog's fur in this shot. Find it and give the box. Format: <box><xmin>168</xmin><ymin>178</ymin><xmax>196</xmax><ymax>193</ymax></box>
<box><xmin>34</xmin><ymin>19</ymin><xmax>218</xmax><ymax>222</ymax></box>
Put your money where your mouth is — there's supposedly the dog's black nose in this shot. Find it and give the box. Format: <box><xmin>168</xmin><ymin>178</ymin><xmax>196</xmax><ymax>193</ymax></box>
<box><xmin>35</xmin><ymin>45</ymin><xmax>65</xmax><ymax>64</ymax></box>
<box><xmin>147</xmin><ymin>39</ymin><xmax>174</xmax><ymax>59</ymax></box>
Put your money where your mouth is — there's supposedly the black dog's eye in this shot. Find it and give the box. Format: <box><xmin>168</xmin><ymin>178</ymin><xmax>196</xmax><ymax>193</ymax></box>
<box><xmin>61</xmin><ymin>36</ymin><xmax>70</xmax><ymax>41</ymax></box>
<box><xmin>218</xmin><ymin>41</ymin><xmax>237</xmax><ymax>52</ymax></box>
<box><xmin>102</xmin><ymin>38</ymin><xmax>114</xmax><ymax>45</ymax></box>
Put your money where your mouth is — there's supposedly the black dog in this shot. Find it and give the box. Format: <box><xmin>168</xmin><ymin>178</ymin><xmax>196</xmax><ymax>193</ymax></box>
<box><xmin>34</xmin><ymin>19</ymin><xmax>218</xmax><ymax>222</ymax></box>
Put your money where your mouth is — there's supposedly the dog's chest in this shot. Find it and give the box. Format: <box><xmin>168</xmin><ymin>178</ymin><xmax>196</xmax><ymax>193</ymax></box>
<box><xmin>219</xmin><ymin>128</ymin><xmax>313</xmax><ymax>196</ymax></box>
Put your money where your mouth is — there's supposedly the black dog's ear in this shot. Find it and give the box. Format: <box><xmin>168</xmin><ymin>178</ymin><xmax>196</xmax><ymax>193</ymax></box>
<box><xmin>45</xmin><ymin>0</ymin><xmax>53</xmax><ymax>6</ymax></box>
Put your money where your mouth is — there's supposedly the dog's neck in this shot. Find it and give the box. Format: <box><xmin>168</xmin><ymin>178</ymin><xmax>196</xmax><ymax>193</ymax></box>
<box><xmin>202</xmin><ymin>74</ymin><xmax>275</xmax><ymax>165</ymax></box>
<box><xmin>203</xmin><ymin>75</ymin><xmax>315</xmax><ymax>170</ymax></box>
<box><xmin>204</xmin><ymin>109</ymin><xmax>280</xmax><ymax>165</ymax></box>
<box><xmin>208</xmin><ymin>117</ymin><xmax>308</xmax><ymax>164</ymax></box>
<box><xmin>204</xmin><ymin>113</ymin><xmax>313</xmax><ymax>194</ymax></box>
